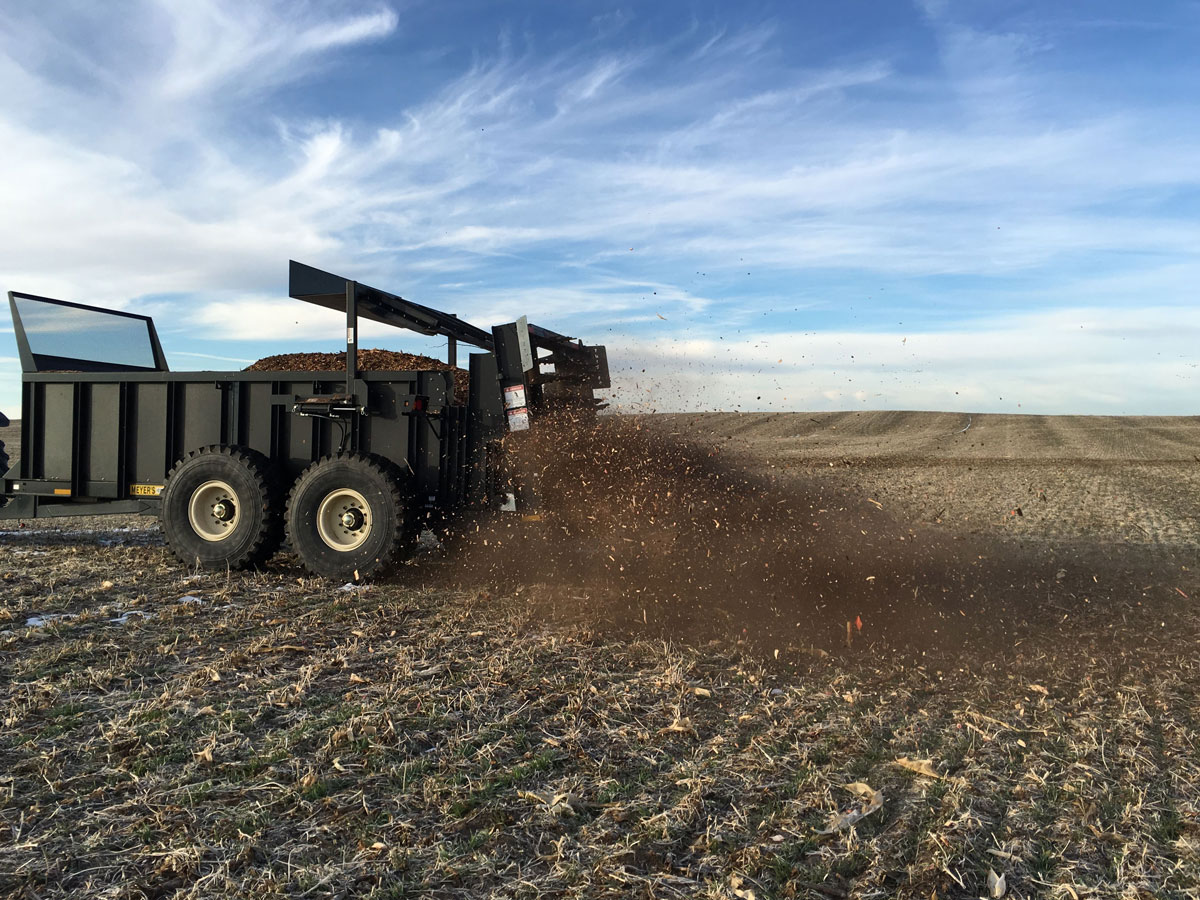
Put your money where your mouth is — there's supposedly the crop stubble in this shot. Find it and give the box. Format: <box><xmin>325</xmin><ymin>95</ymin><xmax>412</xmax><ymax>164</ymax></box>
<box><xmin>1</xmin><ymin>413</ymin><xmax>1199</xmax><ymax>898</ymax></box>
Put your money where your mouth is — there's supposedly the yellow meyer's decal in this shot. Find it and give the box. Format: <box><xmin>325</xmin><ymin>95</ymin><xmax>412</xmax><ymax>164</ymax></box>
<box><xmin>130</xmin><ymin>484</ymin><xmax>164</xmax><ymax>497</ymax></box>
<box><xmin>53</xmin><ymin>488</ymin><xmax>72</xmax><ymax>496</ymax></box>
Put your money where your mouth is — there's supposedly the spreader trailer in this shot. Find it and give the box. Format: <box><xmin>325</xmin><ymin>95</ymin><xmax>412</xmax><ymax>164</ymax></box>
<box><xmin>0</xmin><ymin>261</ymin><xmax>609</xmax><ymax>579</ymax></box>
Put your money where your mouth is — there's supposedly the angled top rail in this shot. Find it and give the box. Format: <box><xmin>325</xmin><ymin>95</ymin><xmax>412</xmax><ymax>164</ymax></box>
<box><xmin>288</xmin><ymin>261</ymin><xmax>494</xmax><ymax>351</ymax></box>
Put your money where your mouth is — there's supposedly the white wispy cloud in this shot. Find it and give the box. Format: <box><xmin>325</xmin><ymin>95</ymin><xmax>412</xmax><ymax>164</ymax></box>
<box><xmin>0</xmin><ymin>3</ymin><xmax>1196</xmax><ymax>416</ymax></box>
<box><xmin>603</xmin><ymin>305</ymin><xmax>1200</xmax><ymax>415</ymax></box>
<box><xmin>556</xmin><ymin>55</ymin><xmax>644</xmax><ymax>113</ymax></box>
<box><xmin>3</xmin><ymin>4</ymin><xmax>1194</xmax><ymax>293</ymax></box>
<box><xmin>155</xmin><ymin>2</ymin><xmax>399</xmax><ymax>100</ymax></box>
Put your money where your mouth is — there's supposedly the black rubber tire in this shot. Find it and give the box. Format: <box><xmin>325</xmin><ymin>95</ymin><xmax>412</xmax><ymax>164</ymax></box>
<box><xmin>161</xmin><ymin>445</ymin><xmax>283</xmax><ymax>570</ymax></box>
<box><xmin>285</xmin><ymin>454</ymin><xmax>409</xmax><ymax>581</ymax></box>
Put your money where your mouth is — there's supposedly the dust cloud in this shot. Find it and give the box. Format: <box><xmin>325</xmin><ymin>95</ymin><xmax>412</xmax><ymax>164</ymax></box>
<box><xmin>437</xmin><ymin>415</ymin><xmax>1084</xmax><ymax>658</ymax></box>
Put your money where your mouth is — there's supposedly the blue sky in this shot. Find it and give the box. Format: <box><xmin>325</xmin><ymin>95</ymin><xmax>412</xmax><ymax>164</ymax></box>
<box><xmin>2</xmin><ymin>0</ymin><xmax>1199</xmax><ymax>414</ymax></box>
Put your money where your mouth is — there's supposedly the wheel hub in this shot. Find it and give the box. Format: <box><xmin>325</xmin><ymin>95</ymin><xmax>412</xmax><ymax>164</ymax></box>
<box><xmin>187</xmin><ymin>480</ymin><xmax>241</xmax><ymax>542</ymax></box>
<box><xmin>316</xmin><ymin>488</ymin><xmax>374</xmax><ymax>552</ymax></box>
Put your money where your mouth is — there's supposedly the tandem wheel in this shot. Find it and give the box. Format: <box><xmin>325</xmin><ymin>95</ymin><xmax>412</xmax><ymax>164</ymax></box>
<box><xmin>285</xmin><ymin>453</ymin><xmax>411</xmax><ymax>581</ymax></box>
<box><xmin>161</xmin><ymin>445</ymin><xmax>284</xmax><ymax>569</ymax></box>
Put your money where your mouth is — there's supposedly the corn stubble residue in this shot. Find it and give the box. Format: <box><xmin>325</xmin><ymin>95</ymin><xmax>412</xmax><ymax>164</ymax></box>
<box><xmin>445</xmin><ymin>415</ymin><xmax>1094</xmax><ymax>656</ymax></box>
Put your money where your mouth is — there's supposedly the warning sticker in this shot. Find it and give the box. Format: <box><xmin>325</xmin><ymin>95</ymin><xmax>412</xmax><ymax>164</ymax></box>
<box><xmin>503</xmin><ymin>385</ymin><xmax>527</xmax><ymax>410</ymax></box>
<box><xmin>507</xmin><ymin>408</ymin><xmax>530</xmax><ymax>432</ymax></box>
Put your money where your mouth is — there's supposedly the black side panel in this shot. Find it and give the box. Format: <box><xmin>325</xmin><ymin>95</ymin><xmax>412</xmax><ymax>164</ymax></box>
<box><xmin>80</xmin><ymin>382</ymin><xmax>121</xmax><ymax>497</ymax></box>
<box><xmin>439</xmin><ymin>405</ymin><xmax>468</xmax><ymax>507</ymax></box>
<box><xmin>39</xmin><ymin>383</ymin><xmax>75</xmax><ymax>481</ymax></box>
<box><xmin>410</xmin><ymin>372</ymin><xmax>452</xmax><ymax>504</ymax></box>
<box><xmin>243</xmin><ymin>381</ymin><xmax>276</xmax><ymax>460</ymax></box>
<box><xmin>131</xmin><ymin>383</ymin><xmax>169</xmax><ymax>483</ymax></box>
<box><xmin>286</xmin><ymin>381</ymin><xmax>318</xmax><ymax>470</ymax></box>
<box><xmin>466</xmin><ymin>352</ymin><xmax>503</xmax><ymax>505</ymax></box>
<box><xmin>19</xmin><ymin>383</ymin><xmax>31</xmax><ymax>479</ymax></box>
<box><xmin>15</xmin><ymin>370</ymin><xmax>436</xmax><ymax>505</ymax></box>
<box><xmin>360</xmin><ymin>381</ymin><xmax>410</xmax><ymax>473</ymax></box>
<box><xmin>0</xmin><ymin>410</ymin><xmax>8</xmax><ymax>487</ymax></box>
<box><xmin>179</xmin><ymin>383</ymin><xmax>224</xmax><ymax>453</ymax></box>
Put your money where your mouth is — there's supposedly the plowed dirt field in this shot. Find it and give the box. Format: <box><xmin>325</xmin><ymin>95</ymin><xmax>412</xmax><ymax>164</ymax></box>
<box><xmin>656</xmin><ymin>411</ymin><xmax>1200</xmax><ymax>548</ymax></box>
<box><xmin>2</xmin><ymin>413</ymin><xmax>1199</xmax><ymax>899</ymax></box>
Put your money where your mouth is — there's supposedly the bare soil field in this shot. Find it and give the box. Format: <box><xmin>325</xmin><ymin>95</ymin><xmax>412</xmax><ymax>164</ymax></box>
<box><xmin>653</xmin><ymin>411</ymin><xmax>1200</xmax><ymax>549</ymax></box>
<box><xmin>2</xmin><ymin>413</ymin><xmax>1199</xmax><ymax>899</ymax></box>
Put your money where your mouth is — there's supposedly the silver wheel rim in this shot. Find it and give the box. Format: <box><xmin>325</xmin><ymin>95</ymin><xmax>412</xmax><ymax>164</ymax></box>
<box><xmin>188</xmin><ymin>479</ymin><xmax>240</xmax><ymax>542</ymax></box>
<box><xmin>316</xmin><ymin>488</ymin><xmax>372</xmax><ymax>552</ymax></box>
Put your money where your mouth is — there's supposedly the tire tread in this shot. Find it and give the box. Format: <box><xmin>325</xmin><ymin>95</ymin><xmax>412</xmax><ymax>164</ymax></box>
<box><xmin>285</xmin><ymin>452</ymin><xmax>408</xmax><ymax>579</ymax></box>
<box><xmin>162</xmin><ymin>444</ymin><xmax>283</xmax><ymax>569</ymax></box>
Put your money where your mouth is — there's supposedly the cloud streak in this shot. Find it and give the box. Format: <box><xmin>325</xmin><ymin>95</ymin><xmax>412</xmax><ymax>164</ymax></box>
<box><xmin>0</xmin><ymin>3</ymin><xmax>1197</xmax><ymax>414</ymax></box>
<box><xmin>154</xmin><ymin>2</ymin><xmax>399</xmax><ymax>100</ymax></box>
<box><xmin>605</xmin><ymin>305</ymin><xmax>1200</xmax><ymax>416</ymax></box>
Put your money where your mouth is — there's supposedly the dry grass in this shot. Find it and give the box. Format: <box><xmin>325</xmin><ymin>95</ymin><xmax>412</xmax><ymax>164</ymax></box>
<box><xmin>2</xmin><ymin>522</ymin><xmax>1199</xmax><ymax>899</ymax></box>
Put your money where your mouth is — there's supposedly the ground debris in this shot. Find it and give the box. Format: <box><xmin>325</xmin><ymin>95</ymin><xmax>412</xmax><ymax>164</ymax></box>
<box><xmin>3</xmin><ymin>412</ymin><xmax>1200</xmax><ymax>898</ymax></box>
<box><xmin>816</xmin><ymin>782</ymin><xmax>884</xmax><ymax>834</ymax></box>
<box><xmin>987</xmin><ymin>868</ymin><xmax>1007</xmax><ymax>898</ymax></box>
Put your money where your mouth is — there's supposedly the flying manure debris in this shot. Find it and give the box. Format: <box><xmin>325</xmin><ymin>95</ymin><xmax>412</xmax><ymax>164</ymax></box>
<box><xmin>445</xmin><ymin>413</ymin><xmax>1067</xmax><ymax>658</ymax></box>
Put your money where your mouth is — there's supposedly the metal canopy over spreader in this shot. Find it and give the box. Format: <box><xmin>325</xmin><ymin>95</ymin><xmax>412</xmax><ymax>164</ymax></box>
<box><xmin>0</xmin><ymin>261</ymin><xmax>610</xmax><ymax>580</ymax></box>
<box><xmin>287</xmin><ymin>260</ymin><xmax>610</xmax><ymax>429</ymax></box>
<box><xmin>289</xmin><ymin>260</ymin><xmax>496</xmax><ymax>349</ymax></box>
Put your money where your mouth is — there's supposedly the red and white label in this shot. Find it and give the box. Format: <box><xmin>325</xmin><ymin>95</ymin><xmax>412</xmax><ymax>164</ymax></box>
<box><xmin>507</xmin><ymin>408</ymin><xmax>530</xmax><ymax>431</ymax></box>
<box><xmin>503</xmin><ymin>385</ymin><xmax>527</xmax><ymax>410</ymax></box>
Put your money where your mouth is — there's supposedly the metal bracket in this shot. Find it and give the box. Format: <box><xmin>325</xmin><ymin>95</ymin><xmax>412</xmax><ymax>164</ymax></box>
<box><xmin>292</xmin><ymin>396</ymin><xmax>361</xmax><ymax>419</ymax></box>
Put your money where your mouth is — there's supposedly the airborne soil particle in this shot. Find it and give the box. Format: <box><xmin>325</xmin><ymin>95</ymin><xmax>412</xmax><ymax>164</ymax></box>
<box><xmin>444</xmin><ymin>414</ymin><xmax>1196</xmax><ymax>660</ymax></box>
